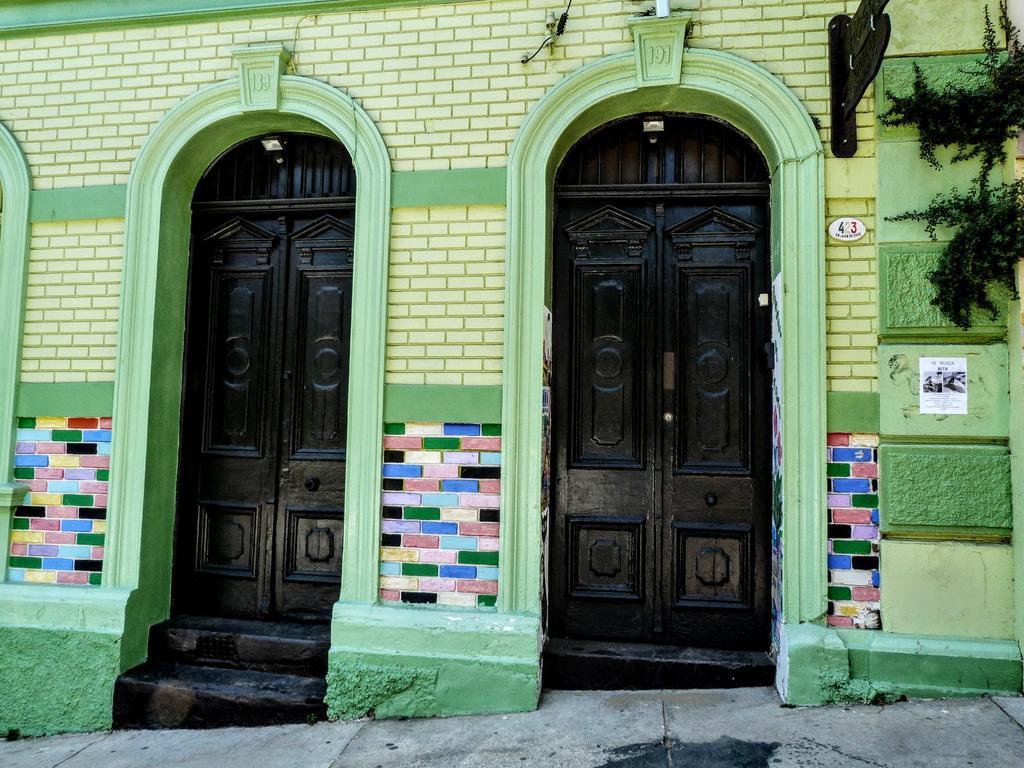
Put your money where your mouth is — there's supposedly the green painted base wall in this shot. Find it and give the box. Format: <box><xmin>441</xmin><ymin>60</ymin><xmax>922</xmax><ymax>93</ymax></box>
<box><xmin>0</xmin><ymin>626</ymin><xmax>120</xmax><ymax>736</ymax></box>
<box><xmin>327</xmin><ymin>603</ymin><xmax>539</xmax><ymax>719</ymax></box>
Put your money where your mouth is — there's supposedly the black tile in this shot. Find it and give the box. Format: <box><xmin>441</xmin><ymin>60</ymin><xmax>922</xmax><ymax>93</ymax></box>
<box><xmin>381</xmin><ymin>533</ymin><xmax>402</xmax><ymax>547</ymax></box>
<box><xmin>74</xmin><ymin>559</ymin><xmax>103</xmax><ymax>572</ymax></box>
<box><xmin>851</xmin><ymin>556</ymin><xmax>879</xmax><ymax>570</ymax></box>
<box><xmin>479</xmin><ymin>508</ymin><xmax>500</xmax><ymax>522</ymax></box>
<box><xmin>384</xmin><ymin>450</ymin><xmax>405</xmax><ymax>463</ymax></box>
<box><xmin>400</xmin><ymin>591</ymin><xmax>438</xmax><ymax>604</ymax></box>
<box><xmin>383</xmin><ymin>506</ymin><xmax>403</xmax><ymax>519</ymax></box>
<box><xmin>78</xmin><ymin>508</ymin><xmax>106</xmax><ymax>520</ymax></box>
<box><xmin>15</xmin><ymin>506</ymin><xmax>45</xmax><ymax>518</ymax></box>
<box><xmin>382</xmin><ymin>479</ymin><xmax>403</xmax><ymax>491</ymax></box>
<box><xmin>461</xmin><ymin>465</ymin><xmax>500</xmax><ymax>480</ymax></box>
<box><xmin>827</xmin><ymin>524</ymin><xmax>851</xmax><ymax>539</ymax></box>
<box><xmin>67</xmin><ymin>443</ymin><xmax>98</xmax><ymax>455</ymax></box>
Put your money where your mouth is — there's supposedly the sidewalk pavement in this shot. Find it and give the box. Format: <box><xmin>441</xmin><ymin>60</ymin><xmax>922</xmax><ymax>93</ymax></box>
<box><xmin>4</xmin><ymin>688</ymin><xmax>1024</xmax><ymax>768</ymax></box>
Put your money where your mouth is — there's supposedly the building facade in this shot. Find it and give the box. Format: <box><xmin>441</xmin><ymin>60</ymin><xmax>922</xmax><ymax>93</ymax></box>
<box><xmin>0</xmin><ymin>0</ymin><xmax>1022</xmax><ymax>735</ymax></box>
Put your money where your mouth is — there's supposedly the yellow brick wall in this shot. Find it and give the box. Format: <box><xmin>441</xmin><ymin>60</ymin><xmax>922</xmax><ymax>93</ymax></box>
<box><xmin>20</xmin><ymin>219</ymin><xmax>123</xmax><ymax>383</ymax></box>
<box><xmin>3</xmin><ymin>0</ymin><xmax>902</xmax><ymax>387</ymax></box>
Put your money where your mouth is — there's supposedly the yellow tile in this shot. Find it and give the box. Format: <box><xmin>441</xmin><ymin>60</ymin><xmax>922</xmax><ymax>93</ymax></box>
<box><xmin>440</xmin><ymin>508</ymin><xmax>478</xmax><ymax>522</ymax></box>
<box><xmin>11</xmin><ymin>530</ymin><xmax>45</xmax><ymax>544</ymax></box>
<box><xmin>380</xmin><ymin>575</ymin><xmax>419</xmax><ymax>591</ymax></box>
<box><xmin>437</xmin><ymin>592</ymin><xmax>476</xmax><ymax>607</ymax></box>
<box><xmin>35</xmin><ymin>417</ymin><xmax>68</xmax><ymax>429</ymax></box>
<box><xmin>380</xmin><ymin>547</ymin><xmax>419</xmax><ymax>563</ymax></box>
<box><xmin>30</xmin><ymin>492</ymin><xmax>62</xmax><ymax>506</ymax></box>
<box><xmin>92</xmin><ymin>521</ymin><xmax>107</xmax><ymax>534</ymax></box>
<box><xmin>25</xmin><ymin>569</ymin><xmax>58</xmax><ymax>584</ymax></box>
<box><xmin>49</xmin><ymin>455</ymin><xmax>81</xmax><ymax>468</ymax></box>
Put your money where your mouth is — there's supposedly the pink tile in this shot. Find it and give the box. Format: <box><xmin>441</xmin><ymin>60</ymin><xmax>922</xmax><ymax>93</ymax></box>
<box><xmin>419</xmin><ymin>578</ymin><xmax>456</xmax><ymax>592</ymax></box>
<box><xmin>827</xmin><ymin>433</ymin><xmax>850</xmax><ymax>447</ymax></box>
<box><xmin>57</xmin><ymin>572</ymin><xmax>90</xmax><ymax>585</ymax></box>
<box><xmin>459</xmin><ymin>522</ymin><xmax>499</xmax><ymax>537</ymax></box>
<box><xmin>47</xmin><ymin>506</ymin><xmax>79</xmax><ymax>518</ymax></box>
<box><xmin>402</xmin><ymin>534</ymin><xmax>439</xmax><ymax>549</ymax></box>
<box><xmin>459</xmin><ymin>493</ymin><xmax>501</xmax><ymax>508</ymax></box>
<box><xmin>30</xmin><ymin>519</ymin><xmax>61</xmax><ymax>531</ymax></box>
<box><xmin>27</xmin><ymin>480</ymin><xmax>48</xmax><ymax>492</ymax></box>
<box><xmin>827</xmin><ymin>494</ymin><xmax>851</xmax><ymax>508</ymax></box>
<box><xmin>80</xmin><ymin>481</ymin><xmax>108</xmax><ymax>493</ymax></box>
<box><xmin>99</xmin><ymin>418</ymin><xmax>113</xmax><ymax>429</ymax></box>
<box><xmin>419</xmin><ymin>549</ymin><xmax>457</xmax><ymax>564</ymax></box>
<box><xmin>35</xmin><ymin>468</ymin><xmax>64</xmax><ymax>479</ymax></box>
<box><xmin>478</xmin><ymin>480</ymin><xmax>501</xmax><ymax>495</ymax></box>
<box><xmin>422</xmin><ymin>464</ymin><xmax>459</xmax><ymax>478</ymax></box>
<box><xmin>92</xmin><ymin>547</ymin><xmax>105</xmax><ymax>559</ymax></box>
<box><xmin>44</xmin><ymin>532</ymin><xmax>76</xmax><ymax>544</ymax></box>
<box><xmin>442</xmin><ymin>451</ymin><xmax>479</xmax><ymax>465</ymax></box>
<box><xmin>826</xmin><ymin>615</ymin><xmax>854</xmax><ymax>627</ymax></box>
<box><xmin>851</xmin><ymin>587</ymin><xmax>880</xmax><ymax>601</ymax></box>
<box><xmin>831</xmin><ymin>509</ymin><xmax>872</xmax><ymax>524</ymax></box>
<box><xmin>383</xmin><ymin>436</ymin><xmax>423</xmax><ymax>450</ymax></box>
<box><xmin>81</xmin><ymin>456</ymin><xmax>110</xmax><ymax>468</ymax></box>
<box><xmin>459</xmin><ymin>437</ymin><xmax>502</xmax><ymax>451</ymax></box>
<box><xmin>478</xmin><ymin>537</ymin><xmax>500</xmax><ymax>552</ymax></box>
<box><xmin>382</xmin><ymin>492</ymin><xmax>420</xmax><ymax>506</ymax></box>
<box><xmin>93</xmin><ymin>495</ymin><xmax>108</xmax><ymax>508</ymax></box>
<box><xmin>379</xmin><ymin>589</ymin><xmax>401</xmax><ymax>602</ymax></box>
<box><xmin>457</xmin><ymin>579</ymin><xmax>498</xmax><ymax>595</ymax></box>
<box><xmin>36</xmin><ymin>442</ymin><xmax>66</xmax><ymax>454</ymax></box>
<box><xmin>10</xmin><ymin>543</ymin><xmax>26</xmax><ymax>555</ymax></box>
<box><xmin>404</xmin><ymin>478</ymin><xmax>440</xmax><ymax>492</ymax></box>
<box><xmin>851</xmin><ymin>463</ymin><xmax>878</xmax><ymax>478</ymax></box>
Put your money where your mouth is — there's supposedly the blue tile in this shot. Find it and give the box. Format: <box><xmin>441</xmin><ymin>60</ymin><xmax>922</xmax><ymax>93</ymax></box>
<box><xmin>476</xmin><ymin>566</ymin><xmax>499</xmax><ymax>581</ymax></box>
<box><xmin>831</xmin><ymin>478</ymin><xmax>871</xmax><ymax>493</ymax></box>
<box><xmin>827</xmin><ymin>554</ymin><xmax>852</xmax><ymax>570</ymax></box>
<box><xmin>84</xmin><ymin>430</ymin><xmax>112</xmax><ymax>442</ymax></box>
<box><xmin>16</xmin><ymin>429</ymin><xmax>50</xmax><ymax>441</ymax></box>
<box><xmin>7</xmin><ymin>568</ymin><xmax>25</xmax><ymax>582</ymax></box>
<box><xmin>421</xmin><ymin>493</ymin><xmax>459</xmax><ymax>507</ymax></box>
<box><xmin>443</xmin><ymin>423</ymin><xmax>481</xmax><ymax>436</ymax></box>
<box><xmin>58</xmin><ymin>545</ymin><xmax>94</xmax><ymax>559</ymax></box>
<box><xmin>383</xmin><ymin>463</ymin><xmax>422</xmax><ymax>478</ymax></box>
<box><xmin>872</xmin><ymin>571</ymin><xmax>880</xmax><ymax>587</ymax></box>
<box><xmin>439</xmin><ymin>535</ymin><xmax>478</xmax><ymax>550</ymax></box>
<box><xmin>380</xmin><ymin>562</ymin><xmax>401</xmax><ymax>576</ymax></box>
<box><xmin>97</xmin><ymin>442</ymin><xmax>113</xmax><ymax>456</ymax></box>
<box><xmin>831</xmin><ymin>448</ymin><xmax>872</xmax><ymax>463</ymax></box>
<box><xmin>41</xmin><ymin>558</ymin><xmax>76</xmax><ymax>571</ymax></box>
<box><xmin>480</xmin><ymin>452</ymin><xmax>502</xmax><ymax>465</ymax></box>
<box><xmin>441</xmin><ymin>479</ymin><xmax>478</xmax><ymax>493</ymax></box>
<box><xmin>421</xmin><ymin>522</ymin><xmax>459</xmax><ymax>535</ymax></box>
<box><xmin>14</xmin><ymin>455</ymin><xmax>47</xmax><ymax>467</ymax></box>
<box><xmin>47</xmin><ymin>481</ymin><xmax>80</xmax><ymax>493</ymax></box>
<box><xmin>439</xmin><ymin>564</ymin><xmax>477</xmax><ymax>579</ymax></box>
<box><xmin>60</xmin><ymin>519</ymin><xmax>93</xmax><ymax>533</ymax></box>
<box><xmin>870</xmin><ymin>509</ymin><xmax>879</xmax><ymax>524</ymax></box>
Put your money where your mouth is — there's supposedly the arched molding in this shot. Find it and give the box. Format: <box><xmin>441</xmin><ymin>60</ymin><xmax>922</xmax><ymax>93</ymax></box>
<box><xmin>500</xmin><ymin>48</ymin><xmax>826</xmax><ymax>626</ymax></box>
<box><xmin>0</xmin><ymin>119</ymin><xmax>31</xmax><ymax>580</ymax></box>
<box><xmin>105</xmin><ymin>74</ymin><xmax>391</xmax><ymax>622</ymax></box>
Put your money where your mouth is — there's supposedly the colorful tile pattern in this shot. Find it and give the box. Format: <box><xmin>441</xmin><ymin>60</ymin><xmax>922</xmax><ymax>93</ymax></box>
<box><xmin>770</xmin><ymin>275</ymin><xmax>784</xmax><ymax>656</ymax></box>
<box><xmin>9</xmin><ymin>416</ymin><xmax>111</xmax><ymax>586</ymax></box>
<box><xmin>826</xmin><ymin>432</ymin><xmax>881</xmax><ymax>630</ymax></box>
<box><xmin>379</xmin><ymin>422</ymin><xmax>500</xmax><ymax>608</ymax></box>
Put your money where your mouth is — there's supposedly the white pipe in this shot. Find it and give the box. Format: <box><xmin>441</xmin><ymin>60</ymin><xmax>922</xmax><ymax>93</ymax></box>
<box><xmin>655</xmin><ymin>0</ymin><xmax>670</xmax><ymax>18</ymax></box>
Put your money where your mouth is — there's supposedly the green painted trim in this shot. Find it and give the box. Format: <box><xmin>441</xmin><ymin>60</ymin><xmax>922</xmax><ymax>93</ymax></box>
<box><xmin>391</xmin><ymin>168</ymin><xmax>506</xmax><ymax>208</ymax></box>
<box><xmin>15</xmin><ymin>382</ymin><xmax>115</xmax><ymax>416</ymax></box>
<box><xmin>328</xmin><ymin>602</ymin><xmax>539</xmax><ymax>718</ymax></box>
<box><xmin>826</xmin><ymin>392</ymin><xmax>879</xmax><ymax>433</ymax></box>
<box><xmin>0</xmin><ymin>485</ymin><xmax>28</xmax><ymax>587</ymax></box>
<box><xmin>1006</xmin><ymin>294</ymin><xmax>1024</xmax><ymax>647</ymax></box>
<box><xmin>0</xmin><ymin>120</ymin><xmax>32</xmax><ymax>584</ymax></box>
<box><xmin>0</xmin><ymin>0</ymin><xmax>469</xmax><ymax>39</ymax></box>
<box><xmin>503</xmin><ymin>48</ymin><xmax>826</xmax><ymax>628</ymax></box>
<box><xmin>30</xmin><ymin>186</ymin><xmax>126</xmax><ymax>223</ymax></box>
<box><xmin>383</xmin><ymin>384</ymin><xmax>501</xmax><ymax>424</ymax></box>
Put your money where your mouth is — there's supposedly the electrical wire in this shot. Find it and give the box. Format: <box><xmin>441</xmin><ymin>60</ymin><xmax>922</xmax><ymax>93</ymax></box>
<box><xmin>521</xmin><ymin>0</ymin><xmax>573</xmax><ymax>64</ymax></box>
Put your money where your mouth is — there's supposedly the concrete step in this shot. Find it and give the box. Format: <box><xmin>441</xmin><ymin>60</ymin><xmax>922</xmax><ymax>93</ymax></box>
<box><xmin>542</xmin><ymin>638</ymin><xmax>775</xmax><ymax>690</ymax></box>
<box><xmin>113</xmin><ymin>662</ymin><xmax>327</xmax><ymax>729</ymax></box>
<box><xmin>151</xmin><ymin>615</ymin><xmax>330</xmax><ymax>676</ymax></box>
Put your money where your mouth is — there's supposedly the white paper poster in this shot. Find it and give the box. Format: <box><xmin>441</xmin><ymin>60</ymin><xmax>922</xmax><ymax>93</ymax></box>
<box><xmin>919</xmin><ymin>357</ymin><xmax>967</xmax><ymax>415</ymax></box>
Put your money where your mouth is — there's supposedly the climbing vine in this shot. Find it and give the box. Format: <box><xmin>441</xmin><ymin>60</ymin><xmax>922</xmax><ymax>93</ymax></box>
<box><xmin>880</xmin><ymin>2</ymin><xmax>1024</xmax><ymax>329</ymax></box>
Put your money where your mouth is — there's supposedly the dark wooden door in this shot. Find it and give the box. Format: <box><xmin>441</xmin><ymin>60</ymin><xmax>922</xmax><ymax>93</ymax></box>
<box><xmin>550</xmin><ymin>116</ymin><xmax>772</xmax><ymax>650</ymax></box>
<box><xmin>174</xmin><ymin>135</ymin><xmax>355</xmax><ymax>621</ymax></box>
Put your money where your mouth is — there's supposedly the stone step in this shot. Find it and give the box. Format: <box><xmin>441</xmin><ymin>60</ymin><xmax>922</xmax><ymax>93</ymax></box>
<box><xmin>542</xmin><ymin>638</ymin><xmax>775</xmax><ymax>690</ymax></box>
<box><xmin>113</xmin><ymin>662</ymin><xmax>328</xmax><ymax>729</ymax></box>
<box><xmin>150</xmin><ymin>615</ymin><xmax>330</xmax><ymax>676</ymax></box>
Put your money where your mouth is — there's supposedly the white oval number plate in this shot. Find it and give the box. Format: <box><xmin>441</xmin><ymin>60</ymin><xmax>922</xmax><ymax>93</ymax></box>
<box><xmin>828</xmin><ymin>217</ymin><xmax>866</xmax><ymax>242</ymax></box>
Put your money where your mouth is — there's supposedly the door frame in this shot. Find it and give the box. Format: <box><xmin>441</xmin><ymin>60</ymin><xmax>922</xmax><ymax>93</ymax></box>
<box><xmin>104</xmin><ymin>71</ymin><xmax>390</xmax><ymax>660</ymax></box>
<box><xmin>501</xmin><ymin>48</ymin><xmax>826</xmax><ymax>677</ymax></box>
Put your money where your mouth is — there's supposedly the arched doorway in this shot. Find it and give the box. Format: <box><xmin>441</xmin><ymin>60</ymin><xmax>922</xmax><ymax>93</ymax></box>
<box><xmin>547</xmin><ymin>114</ymin><xmax>773</xmax><ymax>666</ymax></box>
<box><xmin>174</xmin><ymin>133</ymin><xmax>356</xmax><ymax>621</ymax></box>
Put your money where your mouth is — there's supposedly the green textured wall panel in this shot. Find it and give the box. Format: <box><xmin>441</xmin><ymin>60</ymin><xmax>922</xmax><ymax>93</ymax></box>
<box><xmin>391</xmin><ymin>168</ymin><xmax>506</xmax><ymax>208</ymax></box>
<box><xmin>826</xmin><ymin>391</ymin><xmax>879</xmax><ymax>433</ymax></box>
<box><xmin>30</xmin><ymin>186</ymin><xmax>126</xmax><ymax>222</ymax></box>
<box><xmin>879</xmin><ymin>343</ymin><xmax>1008</xmax><ymax>439</ymax></box>
<box><xmin>879</xmin><ymin>245</ymin><xmax>1007</xmax><ymax>338</ymax></box>
<box><xmin>383</xmin><ymin>384</ymin><xmax>501</xmax><ymax>424</ymax></box>
<box><xmin>880</xmin><ymin>540</ymin><xmax>1014</xmax><ymax>640</ymax></box>
<box><xmin>16</xmin><ymin>382</ymin><xmax>115</xmax><ymax>416</ymax></box>
<box><xmin>886</xmin><ymin>4</ymin><xmax>999</xmax><ymax>58</ymax></box>
<box><xmin>880</xmin><ymin>444</ymin><xmax>1011</xmax><ymax>531</ymax></box>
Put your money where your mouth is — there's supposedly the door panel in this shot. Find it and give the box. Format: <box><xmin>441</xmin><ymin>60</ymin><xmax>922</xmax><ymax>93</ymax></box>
<box><xmin>551</xmin><ymin>114</ymin><xmax>771</xmax><ymax>651</ymax></box>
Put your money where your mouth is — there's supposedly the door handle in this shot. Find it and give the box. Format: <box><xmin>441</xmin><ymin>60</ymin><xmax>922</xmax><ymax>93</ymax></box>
<box><xmin>705</xmin><ymin>493</ymin><xmax>717</xmax><ymax>507</ymax></box>
<box><xmin>663</xmin><ymin>412</ymin><xmax>674</xmax><ymax>423</ymax></box>
<box><xmin>304</xmin><ymin>477</ymin><xmax>321</xmax><ymax>492</ymax></box>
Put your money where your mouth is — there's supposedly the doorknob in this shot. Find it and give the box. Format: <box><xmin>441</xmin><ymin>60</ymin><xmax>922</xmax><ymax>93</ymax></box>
<box><xmin>304</xmin><ymin>477</ymin><xmax>321</xmax><ymax>492</ymax></box>
<box><xmin>705</xmin><ymin>493</ymin><xmax>717</xmax><ymax>507</ymax></box>
<box><xmin>663</xmin><ymin>412</ymin><xmax>674</xmax><ymax>423</ymax></box>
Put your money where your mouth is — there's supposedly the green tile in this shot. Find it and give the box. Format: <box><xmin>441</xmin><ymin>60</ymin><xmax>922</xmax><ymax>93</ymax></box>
<box><xmin>458</xmin><ymin>551</ymin><xmax>499</xmax><ymax>566</ymax></box>
<box><xmin>88</xmin><ymin>572</ymin><xmax>102</xmax><ymax>586</ymax></box>
<box><xmin>17</xmin><ymin>417</ymin><xmax>35</xmax><ymax>428</ymax></box>
<box><xmin>402</xmin><ymin>562</ymin><xmax>439</xmax><ymax>577</ymax></box>
<box><xmin>9</xmin><ymin>556</ymin><xmax>42</xmax><ymax>569</ymax></box>
<box><xmin>76</xmin><ymin>533</ymin><xmax>105</xmax><ymax>546</ymax></box>
<box><xmin>827</xmin><ymin>462</ymin><xmax>851</xmax><ymax>477</ymax></box>
<box><xmin>384</xmin><ymin>423</ymin><xmax>406</xmax><ymax>435</ymax></box>
<box><xmin>851</xmin><ymin>494</ymin><xmax>879</xmax><ymax>509</ymax></box>
<box><xmin>477</xmin><ymin>594</ymin><xmax>497</xmax><ymax>607</ymax></box>
<box><xmin>423</xmin><ymin>437</ymin><xmax>460</xmax><ymax>450</ymax></box>
<box><xmin>827</xmin><ymin>585</ymin><xmax>852</xmax><ymax>601</ymax></box>
<box><xmin>12</xmin><ymin>518</ymin><xmax>29</xmax><ymax>530</ymax></box>
<box><xmin>832</xmin><ymin>539</ymin><xmax>872</xmax><ymax>555</ymax></box>
<box><xmin>403</xmin><ymin>507</ymin><xmax>441</xmax><ymax>520</ymax></box>
<box><xmin>13</xmin><ymin>468</ymin><xmax>35</xmax><ymax>480</ymax></box>
<box><xmin>63</xmin><ymin>494</ymin><xmax>94</xmax><ymax>507</ymax></box>
<box><xmin>96</xmin><ymin>470</ymin><xmax>110</xmax><ymax>482</ymax></box>
<box><xmin>482</xmin><ymin>423</ymin><xmax>502</xmax><ymax>436</ymax></box>
<box><xmin>51</xmin><ymin>430</ymin><xmax>83</xmax><ymax>442</ymax></box>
